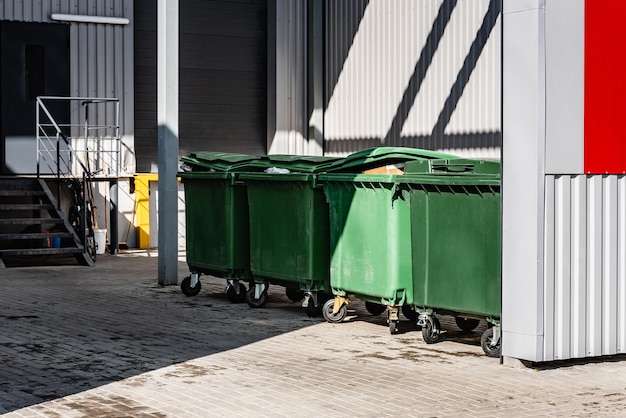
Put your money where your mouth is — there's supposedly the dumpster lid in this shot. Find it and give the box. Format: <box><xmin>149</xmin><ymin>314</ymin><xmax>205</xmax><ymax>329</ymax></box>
<box><xmin>262</xmin><ymin>154</ymin><xmax>341</xmax><ymax>173</ymax></box>
<box><xmin>404</xmin><ymin>158</ymin><xmax>501</xmax><ymax>175</ymax></box>
<box><xmin>325</xmin><ymin>147</ymin><xmax>457</xmax><ymax>173</ymax></box>
<box><xmin>181</xmin><ymin>152</ymin><xmax>340</xmax><ymax>173</ymax></box>
<box><xmin>180</xmin><ymin>151</ymin><xmax>267</xmax><ymax>172</ymax></box>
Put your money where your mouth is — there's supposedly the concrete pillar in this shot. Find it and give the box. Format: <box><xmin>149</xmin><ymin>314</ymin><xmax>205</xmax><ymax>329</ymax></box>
<box><xmin>157</xmin><ymin>0</ymin><xmax>179</xmax><ymax>285</ymax></box>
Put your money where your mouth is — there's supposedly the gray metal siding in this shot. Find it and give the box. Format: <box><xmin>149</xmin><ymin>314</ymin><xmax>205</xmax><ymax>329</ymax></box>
<box><xmin>324</xmin><ymin>0</ymin><xmax>501</xmax><ymax>158</ymax></box>
<box><xmin>268</xmin><ymin>0</ymin><xmax>311</xmax><ymax>155</ymax></box>
<box><xmin>1</xmin><ymin>0</ymin><xmax>135</xmax><ymax>172</ymax></box>
<box><xmin>134</xmin><ymin>0</ymin><xmax>268</xmax><ymax>172</ymax></box>
<box><xmin>544</xmin><ymin>0</ymin><xmax>584</xmax><ymax>174</ymax></box>
<box><xmin>543</xmin><ymin>175</ymin><xmax>626</xmax><ymax>360</ymax></box>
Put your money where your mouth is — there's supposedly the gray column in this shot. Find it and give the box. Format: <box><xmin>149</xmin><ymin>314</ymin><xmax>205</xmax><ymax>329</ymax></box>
<box><xmin>501</xmin><ymin>0</ymin><xmax>546</xmax><ymax>362</ymax></box>
<box><xmin>307</xmin><ymin>0</ymin><xmax>324</xmax><ymax>154</ymax></box>
<box><xmin>157</xmin><ymin>0</ymin><xmax>179</xmax><ymax>285</ymax></box>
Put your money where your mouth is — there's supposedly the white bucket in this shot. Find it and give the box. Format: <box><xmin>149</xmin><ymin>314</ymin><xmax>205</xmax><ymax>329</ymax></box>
<box><xmin>94</xmin><ymin>229</ymin><xmax>107</xmax><ymax>254</ymax></box>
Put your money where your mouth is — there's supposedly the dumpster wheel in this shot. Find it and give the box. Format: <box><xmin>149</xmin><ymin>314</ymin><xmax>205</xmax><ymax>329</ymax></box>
<box><xmin>455</xmin><ymin>317</ymin><xmax>480</xmax><ymax>332</ymax></box>
<box><xmin>181</xmin><ymin>275</ymin><xmax>201</xmax><ymax>297</ymax></box>
<box><xmin>365</xmin><ymin>301</ymin><xmax>386</xmax><ymax>316</ymax></box>
<box><xmin>322</xmin><ymin>298</ymin><xmax>347</xmax><ymax>323</ymax></box>
<box><xmin>305</xmin><ymin>302</ymin><xmax>323</xmax><ymax>317</ymax></box>
<box><xmin>246</xmin><ymin>287</ymin><xmax>268</xmax><ymax>308</ymax></box>
<box><xmin>285</xmin><ymin>288</ymin><xmax>304</xmax><ymax>302</ymax></box>
<box><xmin>481</xmin><ymin>327</ymin><xmax>501</xmax><ymax>358</ymax></box>
<box><xmin>401</xmin><ymin>305</ymin><xmax>418</xmax><ymax>322</ymax></box>
<box><xmin>226</xmin><ymin>282</ymin><xmax>247</xmax><ymax>303</ymax></box>
<box><xmin>421</xmin><ymin>316</ymin><xmax>441</xmax><ymax>344</ymax></box>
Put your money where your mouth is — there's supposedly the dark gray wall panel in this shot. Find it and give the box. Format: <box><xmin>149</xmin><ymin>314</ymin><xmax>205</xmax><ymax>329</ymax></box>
<box><xmin>134</xmin><ymin>0</ymin><xmax>267</xmax><ymax>172</ymax></box>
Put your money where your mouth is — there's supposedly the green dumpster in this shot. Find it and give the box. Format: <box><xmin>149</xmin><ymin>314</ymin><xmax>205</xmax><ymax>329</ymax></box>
<box><xmin>318</xmin><ymin>148</ymin><xmax>457</xmax><ymax>332</ymax></box>
<box><xmin>397</xmin><ymin>158</ymin><xmax>501</xmax><ymax>357</ymax></box>
<box><xmin>178</xmin><ymin>152</ymin><xmax>274</xmax><ymax>301</ymax></box>
<box><xmin>239</xmin><ymin>155</ymin><xmax>340</xmax><ymax>315</ymax></box>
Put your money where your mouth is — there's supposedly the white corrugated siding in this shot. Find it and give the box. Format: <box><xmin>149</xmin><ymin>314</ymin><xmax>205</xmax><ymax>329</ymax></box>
<box><xmin>544</xmin><ymin>175</ymin><xmax>626</xmax><ymax>360</ymax></box>
<box><xmin>269</xmin><ymin>0</ymin><xmax>312</xmax><ymax>155</ymax></box>
<box><xmin>1</xmin><ymin>0</ymin><xmax>135</xmax><ymax>172</ymax></box>
<box><xmin>324</xmin><ymin>0</ymin><xmax>501</xmax><ymax>158</ymax></box>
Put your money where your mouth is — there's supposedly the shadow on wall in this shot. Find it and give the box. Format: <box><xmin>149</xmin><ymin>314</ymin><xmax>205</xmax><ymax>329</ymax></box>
<box><xmin>325</xmin><ymin>132</ymin><xmax>502</xmax><ymax>157</ymax></box>
<box><xmin>324</xmin><ymin>0</ymin><xmax>502</xmax><ymax>157</ymax></box>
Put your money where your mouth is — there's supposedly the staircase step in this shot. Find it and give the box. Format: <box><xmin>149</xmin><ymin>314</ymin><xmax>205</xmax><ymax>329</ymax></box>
<box><xmin>0</xmin><ymin>178</ymin><xmax>40</xmax><ymax>190</ymax></box>
<box><xmin>0</xmin><ymin>247</ymin><xmax>84</xmax><ymax>256</ymax></box>
<box><xmin>0</xmin><ymin>218</ymin><xmax>65</xmax><ymax>225</ymax></box>
<box><xmin>0</xmin><ymin>203</ymin><xmax>55</xmax><ymax>211</ymax></box>
<box><xmin>0</xmin><ymin>190</ymin><xmax>46</xmax><ymax>197</ymax></box>
<box><xmin>0</xmin><ymin>232</ymin><xmax>75</xmax><ymax>240</ymax></box>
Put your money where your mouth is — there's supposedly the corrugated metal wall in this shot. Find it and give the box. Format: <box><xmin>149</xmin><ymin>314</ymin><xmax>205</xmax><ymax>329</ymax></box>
<box><xmin>324</xmin><ymin>0</ymin><xmax>501</xmax><ymax>158</ymax></box>
<box><xmin>0</xmin><ymin>0</ymin><xmax>135</xmax><ymax>172</ymax></box>
<box><xmin>544</xmin><ymin>174</ymin><xmax>626</xmax><ymax>361</ymax></box>
<box><xmin>269</xmin><ymin>0</ymin><xmax>311</xmax><ymax>155</ymax></box>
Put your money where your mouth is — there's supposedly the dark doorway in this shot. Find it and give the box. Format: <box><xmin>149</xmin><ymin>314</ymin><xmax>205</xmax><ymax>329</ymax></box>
<box><xmin>0</xmin><ymin>21</ymin><xmax>69</xmax><ymax>175</ymax></box>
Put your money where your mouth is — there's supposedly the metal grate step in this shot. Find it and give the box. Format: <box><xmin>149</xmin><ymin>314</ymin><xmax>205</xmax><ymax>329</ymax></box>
<box><xmin>0</xmin><ymin>232</ymin><xmax>75</xmax><ymax>240</ymax></box>
<box><xmin>0</xmin><ymin>218</ymin><xmax>65</xmax><ymax>225</ymax></box>
<box><xmin>0</xmin><ymin>247</ymin><xmax>84</xmax><ymax>256</ymax></box>
<box><xmin>0</xmin><ymin>203</ymin><xmax>55</xmax><ymax>211</ymax></box>
<box><xmin>0</xmin><ymin>190</ymin><xmax>46</xmax><ymax>197</ymax></box>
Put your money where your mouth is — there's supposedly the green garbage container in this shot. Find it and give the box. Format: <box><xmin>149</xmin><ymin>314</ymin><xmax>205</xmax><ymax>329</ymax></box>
<box><xmin>397</xmin><ymin>158</ymin><xmax>501</xmax><ymax>357</ymax></box>
<box><xmin>318</xmin><ymin>148</ymin><xmax>457</xmax><ymax>332</ymax></box>
<box><xmin>178</xmin><ymin>152</ymin><xmax>274</xmax><ymax>301</ymax></box>
<box><xmin>239</xmin><ymin>155</ymin><xmax>340</xmax><ymax>315</ymax></box>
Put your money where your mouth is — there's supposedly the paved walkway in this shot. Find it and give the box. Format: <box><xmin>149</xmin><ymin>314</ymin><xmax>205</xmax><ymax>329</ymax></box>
<box><xmin>1</xmin><ymin>251</ymin><xmax>626</xmax><ymax>417</ymax></box>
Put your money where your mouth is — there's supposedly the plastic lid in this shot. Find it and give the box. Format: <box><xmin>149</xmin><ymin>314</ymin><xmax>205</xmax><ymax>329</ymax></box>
<box><xmin>180</xmin><ymin>152</ymin><xmax>269</xmax><ymax>172</ymax></box>
<box><xmin>263</xmin><ymin>154</ymin><xmax>341</xmax><ymax>173</ymax></box>
<box><xmin>325</xmin><ymin>147</ymin><xmax>458</xmax><ymax>173</ymax></box>
<box><xmin>180</xmin><ymin>152</ymin><xmax>340</xmax><ymax>173</ymax></box>
<box><xmin>404</xmin><ymin>158</ymin><xmax>501</xmax><ymax>175</ymax></box>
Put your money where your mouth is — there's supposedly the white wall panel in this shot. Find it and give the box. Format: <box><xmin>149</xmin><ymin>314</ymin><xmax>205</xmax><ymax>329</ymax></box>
<box><xmin>324</xmin><ymin>0</ymin><xmax>501</xmax><ymax>158</ymax></box>
<box><xmin>544</xmin><ymin>0</ymin><xmax>584</xmax><ymax>174</ymax></box>
<box><xmin>543</xmin><ymin>175</ymin><xmax>626</xmax><ymax>361</ymax></box>
<box><xmin>269</xmin><ymin>0</ymin><xmax>319</xmax><ymax>155</ymax></box>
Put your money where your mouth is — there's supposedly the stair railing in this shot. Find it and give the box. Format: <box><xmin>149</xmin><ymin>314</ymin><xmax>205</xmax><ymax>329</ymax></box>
<box><xmin>35</xmin><ymin>96</ymin><xmax>121</xmax><ymax>258</ymax></box>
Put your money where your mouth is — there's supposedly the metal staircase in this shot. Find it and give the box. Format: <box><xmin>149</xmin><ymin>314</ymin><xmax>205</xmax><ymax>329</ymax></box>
<box><xmin>0</xmin><ymin>177</ymin><xmax>93</xmax><ymax>268</ymax></box>
<box><xmin>0</xmin><ymin>96</ymin><xmax>121</xmax><ymax>268</ymax></box>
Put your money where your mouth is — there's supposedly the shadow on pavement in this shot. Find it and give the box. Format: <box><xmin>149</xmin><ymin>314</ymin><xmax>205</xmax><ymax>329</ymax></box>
<box><xmin>0</xmin><ymin>252</ymin><xmax>321</xmax><ymax>413</ymax></box>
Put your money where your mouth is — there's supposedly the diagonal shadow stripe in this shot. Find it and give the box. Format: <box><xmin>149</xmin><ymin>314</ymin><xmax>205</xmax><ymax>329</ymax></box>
<box><xmin>431</xmin><ymin>0</ymin><xmax>501</xmax><ymax>138</ymax></box>
<box><xmin>382</xmin><ymin>0</ymin><xmax>459</xmax><ymax>145</ymax></box>
<box><xmin>324</xmin><ymin>0</ymin><xmax>370</xmax><ymax>110</ymax></box>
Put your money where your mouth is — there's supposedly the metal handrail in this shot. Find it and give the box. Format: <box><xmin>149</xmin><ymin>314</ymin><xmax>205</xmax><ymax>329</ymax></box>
<box><xmin>35</xmin><ymin>96</ymin><xmax>121</xmax><ymax>254</ymax></box>
<box><xmin>36</xmin><ymin>96</ymin><xmax>121</xmax><ymax>182</ymax></box>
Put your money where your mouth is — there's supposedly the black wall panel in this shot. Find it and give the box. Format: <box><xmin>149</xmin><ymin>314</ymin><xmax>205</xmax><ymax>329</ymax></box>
<box><xmin>134</xmin><ymin>0</ymin><xmax>268</xmax><ymax>173</ymax></box>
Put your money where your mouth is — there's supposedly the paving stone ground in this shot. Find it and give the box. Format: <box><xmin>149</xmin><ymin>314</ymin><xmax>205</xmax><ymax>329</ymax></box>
<box><xmin>1</xmin><ymin>250</ymin><xmax>626</xmax><ymax>417</ymax></box>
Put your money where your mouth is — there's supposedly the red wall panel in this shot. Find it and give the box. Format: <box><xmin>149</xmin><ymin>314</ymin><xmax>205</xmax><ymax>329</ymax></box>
<box><xmin>585</xmin><ymin>0</ymin><xmax>626</xmax><ymax>174</ymax></box>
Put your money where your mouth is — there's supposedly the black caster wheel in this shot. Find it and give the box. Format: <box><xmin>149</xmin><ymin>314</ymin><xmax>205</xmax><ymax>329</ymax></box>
<box><xmin>246</xmin><ymin>287</ymin><xmax>268</xmax><ymax>308</ymax></box>
<box><xmin>365</xmin><ymin>301</ymin><xmax>386</xmax><ymax>316</ymax></box>
<box><xmin>226</xmin><ymin>283</ymin><xmax>247</xmax><ymax>303</ymax></box>
<box><xmin>181</xmin><ymin>275</ymin><xmax>201</xmax><ymax>297</ymax></box>
<box><xmin>389</xmin><ymin>319</ymin><xmax>399</xmax><ymax>335</ymax></box>
<box><xmin>322</xmin><ymin>299</ymin><xmax>347</xmax><ymax>323</ymax></box>
<box><xmin>455</xmin><ymin>317</ymin><xmax>480</xmax><ymax>332</ymax></box>
<box><xmin>422</xmin><ymin>316</ymin><xmax>441</xmax><ymax>344</ymax></box>
<box><xmin>285</xmin><ymin>288</ymin><xmax>304</xmax><ymax>302</ymax></box>
<box><xmin>401</xmin><ymin>305</ymin><xmax>418</xmax><ymax>322</ymax></box>
<box><xmin>305</xmin><ymin>301</ymin><xmax>323</xmax><ymax>317</ymax></box>
<box><xmin>481</xmin><ymin>328</ymin><xmax>501</xmax><ymax>358</ymax></box>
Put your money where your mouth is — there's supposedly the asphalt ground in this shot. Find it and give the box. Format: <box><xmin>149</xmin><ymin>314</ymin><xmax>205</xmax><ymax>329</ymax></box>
<box><xmin>1</xmin><ymin>251</ymin><xmax>626</xmax><ymax>417</ymax></box>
